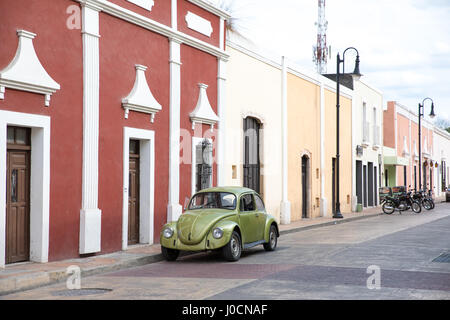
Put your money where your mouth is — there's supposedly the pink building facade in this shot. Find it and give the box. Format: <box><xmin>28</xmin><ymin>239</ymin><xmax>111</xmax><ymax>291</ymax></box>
<box><xmin>383</xmin><ymin>101</ymin><xmax>437</xmax><ymax>193</ymax></box>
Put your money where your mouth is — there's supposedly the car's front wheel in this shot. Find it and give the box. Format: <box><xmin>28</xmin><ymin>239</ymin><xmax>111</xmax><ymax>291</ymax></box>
<box><xmin>161</xmin><ymin>246</ymin><xmax>180</xmax><ymax>261</ymax></box>
<box><xmin>222</xmin><ymin>231</ymin><xmax>242</xmax><ymax>262</ymax></box>
<box><xmin>263</xmin><ymin>224</ymin><xmax>278</xmax><ymax>251</ymax></box>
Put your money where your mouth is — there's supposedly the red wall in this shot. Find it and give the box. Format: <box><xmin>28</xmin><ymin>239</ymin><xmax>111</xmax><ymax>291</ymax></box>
<box><xmin>0</xmin><ymin>0</ymin><xmax>84</xmax><ymax>261</ymax></box>
<box><xmin>179</xmin><ymin>44</ymin><xmax>218</xmax><ymax>205</ymax></box>
<box><xmin>98</xmin><ymin>13</ymin><xmax>171</xmax><ymax>250</ymax></box>
<box><xmin>1</xmin><ymin>0</ymin><xmax>223</xmax><ymax>261</ymax></box>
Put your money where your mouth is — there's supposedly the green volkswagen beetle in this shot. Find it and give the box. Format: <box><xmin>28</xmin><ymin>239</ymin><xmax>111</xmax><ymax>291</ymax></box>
<box><xmin>160</xmin><ymin>187</ymin><xmax>279</xmax><ymax>262</ymax></box>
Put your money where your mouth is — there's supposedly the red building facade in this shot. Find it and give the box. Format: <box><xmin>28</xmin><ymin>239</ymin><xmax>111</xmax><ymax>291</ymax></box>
<box><xmin>0</xmin><ymin>0</ymin><xmax>229</xmax><ymax>266</ymax></box>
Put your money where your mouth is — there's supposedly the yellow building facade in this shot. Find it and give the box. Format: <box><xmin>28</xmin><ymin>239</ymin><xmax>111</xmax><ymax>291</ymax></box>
<box><xmin>287</xmin><ymin>67</ymin><xmax>353</xmax><ymax>220</ymax></box>
<box><xmin>224</xmin><ymin>34</ymin><xmax>355</xmax><ymax>224</ymax></box>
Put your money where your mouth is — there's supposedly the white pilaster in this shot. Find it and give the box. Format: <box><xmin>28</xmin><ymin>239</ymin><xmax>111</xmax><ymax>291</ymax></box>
<box><xmin>171</xmin><ymin>0</ymin><xmax>177</xmax><ymax>29</ymax></box>
<box><xmin>167</xmin><ymin>38</ymin><xmax>183</xmax><ymax>222</ymax></box>
<box><xmin>80</xmin><ymin>1</ymin><xmax>102</xmax><ymax>254</ymax></box>
<box><xmin>319</xmin><ymin>79</ymin><xmax>327</xmax><ymax>216</ymax></box>
<box><xmin>219</xmin><ymin>17</ymin><xmax>225</xmax><ymax>50</ymax></box>
<box><xmin>280</xmin><ymin>56</ymin><xmax>291</xmax><ymax>224</ymax></box>
<box><xmin>217</xmin><ymin>58</ymin><xmax>226</xmax><ymax>186</ymax></box>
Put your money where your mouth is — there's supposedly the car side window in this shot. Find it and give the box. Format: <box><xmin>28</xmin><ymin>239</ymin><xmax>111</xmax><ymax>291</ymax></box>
<box><xmin>239</xmin><ymin>194</ymin><xmax>255</xmax><ymax>212</ymax></box>
<box><xmin>254</xmin><ymin>194</ymin><xmax>265</xmax><ymax>211</ymax></box>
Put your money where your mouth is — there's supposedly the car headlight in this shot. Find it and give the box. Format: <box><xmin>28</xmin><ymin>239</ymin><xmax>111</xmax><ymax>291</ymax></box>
<box><xmin>212</xmin><ymin>227</ymin><xmax>224</xmax><ymax>239</ymax></box>
<box><xmin>163</xmin><ymin>227</ymin><xmax>174</xmax><ymax>239</ymax></box>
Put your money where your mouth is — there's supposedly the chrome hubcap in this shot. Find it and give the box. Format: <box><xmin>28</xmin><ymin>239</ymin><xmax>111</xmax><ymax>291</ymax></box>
<box><xmin>270</xmin><ymin>231</ymin><xmax>276</xmax><ymax>247</ymax></box>
<box><xmin>231</xmin><ymin>236</ymin><xmax>239</xmax><ymax>257</ymax></box>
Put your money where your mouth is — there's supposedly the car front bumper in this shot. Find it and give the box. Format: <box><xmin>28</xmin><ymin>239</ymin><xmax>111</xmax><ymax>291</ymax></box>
<box><xmin>160</xmin><ymin>229</ymin><xmax>232</xmax><ymax>252</ymax></box>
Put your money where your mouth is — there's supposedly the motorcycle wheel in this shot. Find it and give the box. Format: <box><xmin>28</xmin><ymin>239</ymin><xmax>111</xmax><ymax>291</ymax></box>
<box><xmin>411</xmin><ymin>201</ymin><xmax>422</xmax><ymax>213</ymax></box>
<box><xmin>422</xmin><ymin>199</ymin><xmax>432</xmax><ymax>211</ymax></box>
<box><xmin>382</xmin><ymin>201</ymin><xmax>395</xmax><ymax>215</ymax></box>
<box><xmin>430</xmin><ymin>199</ymin><xmax>435</xmax><ymax>209</ymax></box>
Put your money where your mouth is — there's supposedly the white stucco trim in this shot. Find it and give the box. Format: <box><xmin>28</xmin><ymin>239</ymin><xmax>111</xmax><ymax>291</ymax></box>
<box><xmin>171</xmin><ymin>0</ymin><xmax>177</xmax><ymax>29</ymax></box>
<box><xmin>79</xmin><ymin>2</ymin><xmax>102</xmax><ymax>254</ymax></box>
<box><xmin>217</xmin><ymin>58</ymin><xmax>227</xmax><ymax>186</ymax></box>
<box><xmin>167</xmin><ymin>38</ymin><xmax>182</xmax><ymax>222</ymax></box>
<box><xmin>280</xmin><ymin>56</ymin><xmax>291</xmax><ymax>224</ymax></box>
<box><xmin>191</xmin><ymin>136</ymin><xmax>213</xmax><ymax>196</ymax></box>
<box><xmin>187</xmin><ymin>0</ymin><xmax>231</xmax><ymax>19</ymax></box>
<box><xmin>126</xmin><ymin>0</ymin><xmax>154</xmax><ymax>11</ymax></box>
<box><xmin>0</xmin><ymin>30</ymin><xmax>60</xmax><ymax>107</ymax></box>
<box><xmin>219</xmin><ymin>18</ymin><xmax>225</xmax><ymax>50</ymax></box>
<box><xmin>122</xmin><ymin>64</ymin><xmax>162</xmax><ymax>123</ymax></box>
<box><xmin>74</xmin><ymin>0</ymin><xmax>229</xmax><ymax>61</ymax></box>
<box><xmin>190</xmin><ymin>83</ymin><xmax>219</xmax><ymax>131</ymax></box>
<box><xmin>0</xmin><ymin>111</ymin><xmax>50</xmax><ymax>268</ymax></box>
<box><xmin>122</xmin><ymin>127</ymin><xmax>155</xmax><ymax>250</ymax></box>
<box><xmin>319</xmin><ymin>79</ymin><xmax>327</xmax><ymax>216</ymax></box>
<box><xmin>185</xmin><ymin>11</ymin><xmax>213</xmax><ymax>37</ymax></box>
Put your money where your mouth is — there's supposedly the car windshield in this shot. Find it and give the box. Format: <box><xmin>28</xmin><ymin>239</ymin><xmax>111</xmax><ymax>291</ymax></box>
<box><xmin>189</xmin><ymin>192</ymin><xmax>237</xmax><ymax>210</ymax></box>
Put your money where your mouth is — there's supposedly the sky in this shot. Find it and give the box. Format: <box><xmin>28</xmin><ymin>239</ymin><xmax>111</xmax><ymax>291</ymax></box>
<box><xmin>211</xmin><ymin>0</ymin><xmax>450</xmax><ymax>123</ymax></box>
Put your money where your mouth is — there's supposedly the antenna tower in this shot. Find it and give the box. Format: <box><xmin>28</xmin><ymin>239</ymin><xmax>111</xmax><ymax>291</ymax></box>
<box><xmin>313</xmin><ymin>0</ymin><xmax>329</xmax><ymax>74</ymax></box>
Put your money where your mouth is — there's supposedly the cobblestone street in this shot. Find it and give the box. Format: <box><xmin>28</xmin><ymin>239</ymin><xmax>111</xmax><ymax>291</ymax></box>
<box><xmin>2</xmin><ymin>203</ymin><xmax>449</xmax><ymax>300</ymax></box>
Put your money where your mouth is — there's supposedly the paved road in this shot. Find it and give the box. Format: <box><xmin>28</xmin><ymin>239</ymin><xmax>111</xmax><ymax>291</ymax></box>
<box><xmin>3</xmin><ymin>203</ymin><xmax>450</xmax><ymax>300</ymax></box>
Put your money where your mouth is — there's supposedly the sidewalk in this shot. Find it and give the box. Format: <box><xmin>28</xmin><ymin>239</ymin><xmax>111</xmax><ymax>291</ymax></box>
<box><xmin>0</xmin><ymin>206</ymin><xmax>382</xmax><ymax>296</ymax></box>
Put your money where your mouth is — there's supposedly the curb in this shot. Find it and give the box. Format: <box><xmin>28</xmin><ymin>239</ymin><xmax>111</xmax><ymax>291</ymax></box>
<box><xmin>279</xmin><ymin>212</ymin><xmax>384</xmax><ymax>236</ymax></box>
<box><xmin>0</xmin><ymin>210</ymin><xmax>384</xmax><ymax>296</ymax></box>
<box><xmin>0</xmin><ymin>253</ymin><xmax>165</xmax><ymax>297</ymax></box>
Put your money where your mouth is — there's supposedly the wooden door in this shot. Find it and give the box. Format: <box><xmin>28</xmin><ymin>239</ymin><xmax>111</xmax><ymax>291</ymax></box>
<box><xmin>6</xmin><ymin>127</ymin><xmax>31</xmax><ymax>264</ymax></box>
<box><xmin>128</xmin><ymin>140</ymin><xmax>140</xmax><ymax>245</ymax></box>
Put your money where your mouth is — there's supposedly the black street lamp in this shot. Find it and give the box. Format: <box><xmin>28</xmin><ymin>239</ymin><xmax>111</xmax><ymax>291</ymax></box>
<box><xmin>418</xmin><ymin>97</ymin><xmax>436</xmax><ymax>191</ymax></box>
<box><xmin>334</xmin><ymin>47</ymin><xmax>362</xmax><ymax>219</ymax></box>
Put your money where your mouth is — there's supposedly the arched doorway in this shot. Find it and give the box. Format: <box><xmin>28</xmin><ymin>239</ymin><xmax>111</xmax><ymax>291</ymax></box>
<box><xmin>243</xmin><ymin>117</ymin><xmax>261</xmax><ymax>194</ymax></box>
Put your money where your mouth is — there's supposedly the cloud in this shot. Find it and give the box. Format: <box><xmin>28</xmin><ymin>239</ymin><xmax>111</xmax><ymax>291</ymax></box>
<box><xmin>213</xmin><ymin>0</ymin><xmax>450</xmax><ymax>120</ymax></box>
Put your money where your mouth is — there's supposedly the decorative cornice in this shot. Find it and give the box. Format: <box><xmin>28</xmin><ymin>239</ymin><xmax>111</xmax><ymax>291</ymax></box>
<box><xmin>74</xmin><ymin>0</ymin><xmax>229</xmax><ymax>61</ymax></box>
<box><xmin>190</xmin><ymin>83</ymin><xmax>219</xmax><ymax>131</ymax></box>
<box><xmin>0</xmin><ymin>30</ymin><xmax>60</xmax><ymax>107</ymax></box>
<box><xmin>187</xmin><ymin>0</ymin><xmax>231</xmax><ymax>19</ymax></box>
<box><xmin>126</xmin><ymin>0</ymin><xmax>154</xmax><ymax>11</ymax></box>
<box><xmin>122</xmin><ymin>64</ymin><xmax>162</xmax><ymax>122</ymax></box>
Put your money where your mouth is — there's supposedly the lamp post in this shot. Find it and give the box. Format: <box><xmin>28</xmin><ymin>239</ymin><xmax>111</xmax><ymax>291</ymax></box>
<box><xmin>418</xmin><ymin>98</ymin><xmax>436</xmax><ymax>191</ymax></box>
<box><xmin>334</xmin><ymin>47</ymin><xmax>361</xmax><ymax>219</ymax></box>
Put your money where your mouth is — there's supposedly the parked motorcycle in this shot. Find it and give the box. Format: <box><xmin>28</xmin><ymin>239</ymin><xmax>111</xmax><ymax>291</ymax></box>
<box><xmin>411</xmin><ymin>189</ymin><xmax>433</xmax><ymax>211</ymax></box>
<box><xmin>382</xmin><ymin>190</ymin><xmax>421</xmax><ymax>214</ymax></box>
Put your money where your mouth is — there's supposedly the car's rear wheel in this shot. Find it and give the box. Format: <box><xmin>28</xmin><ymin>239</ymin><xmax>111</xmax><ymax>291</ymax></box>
<box><xmin>161</xmin><ymin>246</ymin><xmax>180</xmax><ymax>261</ymax></box>
<box><xmin>222</xmin><ymin>231</ymin><xmax>241</xmax><ymax>262</ymax></box>
<box><xmin>263</xmin><ymin>224</ymin><xmax>278</xmax><ymax>251</ymax></box>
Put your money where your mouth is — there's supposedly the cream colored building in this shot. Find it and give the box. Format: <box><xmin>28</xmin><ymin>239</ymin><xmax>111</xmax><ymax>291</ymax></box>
<box><xmin>351</xmin><ymin>80</ymin><xmax>384</xmax><ymax>211</ymax></box>
<box><xmin>224</xmin><ymin>35</ymin><xmax>355</xmax><ymax>223</ymax></box>
<box><xmin>223</xmin><ymin>39</ymin><xmax>284</xmax><ymax>221</ymax></box>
